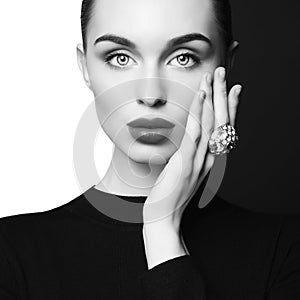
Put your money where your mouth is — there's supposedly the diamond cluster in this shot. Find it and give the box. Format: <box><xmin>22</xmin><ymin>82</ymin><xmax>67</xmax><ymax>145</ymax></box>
<box><xmin>208</xmin><ymin>123</ymin><xmax>239</xmax><ymax>155</ymax></box>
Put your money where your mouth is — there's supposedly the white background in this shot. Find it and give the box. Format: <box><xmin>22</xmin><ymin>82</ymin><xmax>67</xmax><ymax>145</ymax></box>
<box><xmin>0</xmin><ymin>0</ymin><xmax>112</xmax><ymax>218</ymax></box>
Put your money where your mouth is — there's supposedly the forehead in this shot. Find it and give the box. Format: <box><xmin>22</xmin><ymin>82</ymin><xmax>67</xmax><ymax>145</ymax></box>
<box><xmin>88</xmin><ymin>0</ymin><xmax>218</xmax><ymax>47</ymax></box>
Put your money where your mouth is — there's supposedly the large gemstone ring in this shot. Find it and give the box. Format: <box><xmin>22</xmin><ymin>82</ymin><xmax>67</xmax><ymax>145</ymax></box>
<box><xmin>208</xmin><ymin>123</ymin><xmax>239</xmax><ymax>155</ymax></box>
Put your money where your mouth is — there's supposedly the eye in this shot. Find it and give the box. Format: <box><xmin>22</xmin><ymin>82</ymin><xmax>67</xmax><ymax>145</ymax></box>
<box><xmin>169</xmin><ymin>52</ymin><xmax>201</xmax><ymax>70</ymax></box>
<box><xmin>104</xmin><ymin>51</ymin><xmax>136</xmax><ymax>70</ymax></box>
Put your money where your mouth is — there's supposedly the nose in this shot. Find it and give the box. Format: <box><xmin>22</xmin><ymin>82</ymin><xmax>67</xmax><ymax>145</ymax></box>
<box><xmin>136</xmin><ymin>77</ymin><xmax>167</xmax><ymax>107</ymax></box>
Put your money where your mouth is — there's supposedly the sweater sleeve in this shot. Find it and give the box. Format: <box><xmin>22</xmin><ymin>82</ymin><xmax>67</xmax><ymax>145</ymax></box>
<box><xmin>139</xmin><ymin>255</ymin><xmax>206</xmax><ymax>300</ymax></box>
<box><xmin>266</xmin><ymin>215</ymin><xmax>300</xmax><ymax>300</ymax></box>
<box><xmin>0</xmin><ymin>227</ymin><xmax>19</xmax><ymax>299</ymax></box>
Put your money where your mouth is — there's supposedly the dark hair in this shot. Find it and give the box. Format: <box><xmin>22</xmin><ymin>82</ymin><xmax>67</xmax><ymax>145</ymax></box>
<box><xmin>81</xmin><ymin>0</ymin><xmax>97</xmax><ymax>53</ymax></box>
<box><xmin>81</xmin><ymin>0</ymin><xmax>233</xmax><ymax>53</ymax></box>
<box><xmin>211</xmin><ymin>0</ymin><xmax>233</xmax><ymax>51</ymax></box>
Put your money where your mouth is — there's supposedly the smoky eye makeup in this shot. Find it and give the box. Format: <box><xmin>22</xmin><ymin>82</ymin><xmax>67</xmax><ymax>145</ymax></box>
<box><xmin>94</xmin><ymin>43</ymin><xmax>211</xmax><ymax>71</ymax></box>
<box><xmin>101</xmin><ymin>52</ymin><xmax>203</xmax><ymax>72</ymax></box>
<box><xmin>104</xmin><ymin>51</ymin><xmax>137</xmax><ymax>70</ymax></box>
<box><xmin>167</xmin><ymin>50</ymin><xmax>203</xmax><ymax>70</ymax></box>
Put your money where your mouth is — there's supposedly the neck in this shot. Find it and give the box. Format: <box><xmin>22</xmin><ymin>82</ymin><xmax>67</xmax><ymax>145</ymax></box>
<box><xmin>94</xmin><ymin>146</ymin><xmax>166</xmax><ymax>197</ymax></box>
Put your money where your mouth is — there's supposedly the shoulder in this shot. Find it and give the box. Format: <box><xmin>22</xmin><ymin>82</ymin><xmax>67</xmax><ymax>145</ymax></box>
<box><xmin>214</xmin><ymin>197</ymin><xmax>300</xmax><ymax>295</ymax></box>
<box><xmin>184</xmin><ymin>193</ymin><xmax>299</xmax><ymax>248</ymax></box>
<box><xmin>201</xmin><ymin>193</ymin><xmax>300</xmax><ymax>241</ymax></box>
<box><xmin>220</xmin><ymin>195</ymin><xmax>300</xmax><ymax>243</ymax></box>
<box><xmin>0</xmin><ymin>196</ymin><xmax>79</xmax><ymax>246</ymax></box>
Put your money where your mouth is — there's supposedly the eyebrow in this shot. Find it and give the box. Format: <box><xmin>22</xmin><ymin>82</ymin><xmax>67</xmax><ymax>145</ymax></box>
<box><xmin>93</xmin><ymin>32</ymin><xmax>212</xmax><ymax>50</ymax></box>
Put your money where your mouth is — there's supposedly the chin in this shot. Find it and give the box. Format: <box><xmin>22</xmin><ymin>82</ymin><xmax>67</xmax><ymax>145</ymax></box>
<box><xmin>122</xmin><ymin>140</ymin><xmax>177</xmax><ymax>165</ymax></box>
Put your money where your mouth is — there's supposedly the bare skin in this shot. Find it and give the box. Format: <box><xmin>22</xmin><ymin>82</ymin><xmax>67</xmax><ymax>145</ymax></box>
<box><xmin>76</xmin><ymin>0</ymin><xmax>242</xmax><ymax>270</ymax></box>
<box><xmin>142</xmin><ymin>66</ymin><xmax>242</xmax><ymax>269</ymax></box>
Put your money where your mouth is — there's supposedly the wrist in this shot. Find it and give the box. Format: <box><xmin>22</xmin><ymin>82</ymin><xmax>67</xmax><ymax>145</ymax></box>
<box><xmin>143</xmin><ymin>212</ymin><xmax>181</xmax><ymax>232</ymax></box>
<box><xmin>142</xmin><ymin>221</ymin><xmax>188</xmax><ymax>270</ymax></box>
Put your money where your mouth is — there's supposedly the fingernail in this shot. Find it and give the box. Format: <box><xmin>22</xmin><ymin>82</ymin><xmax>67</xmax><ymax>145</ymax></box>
<box><xmin>218</xmin><ymin>67</ymin><xmax>226</xmax><ymax>81</ymax></box>
<box><xmin>206</xmin><ymin>73</ymin><xmax>212</xmax><ymax>84</ymax></box>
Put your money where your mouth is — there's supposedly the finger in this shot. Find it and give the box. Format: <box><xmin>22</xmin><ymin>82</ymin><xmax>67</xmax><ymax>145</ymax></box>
<box><xmin>199</xmin><ymin>72</ymin><xmax>214</xmax><ymax>141</ymax></box>
<box><xmin>200</xmin><ymin>72</ymin><xmax>213</xmax><ymax>115</ymax></box>
<box><xmin>195</xmin><ymin>150</ymin><xmax>215</xmax><ymax>191</ymax></box>
<box><xmin>181</xmin><ymin>80</ymin><xmax>206</xmax><ymax>160</ymax></box>
<box><xmin>194</xmin><ymin>73</ymin><xmax>214</xmax><ymax>170</ymax></box>
<box><xmin>213</xmin><ymin>67</ymin><xmax>230</xmax><ymax>128</ymax></box>
<box><xmin>228</xmin><ymin>84</ymin><xmax>242</xmax><ymax>126</ymax></box>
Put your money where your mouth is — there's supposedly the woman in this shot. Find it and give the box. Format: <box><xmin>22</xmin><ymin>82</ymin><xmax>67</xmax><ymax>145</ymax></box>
<box><xmin>1</xmin><ymin>0</ymin><xmax>300</xmax><ymax>299</ymax></box>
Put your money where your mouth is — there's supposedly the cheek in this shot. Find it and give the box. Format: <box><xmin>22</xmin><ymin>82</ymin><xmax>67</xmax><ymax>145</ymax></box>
<box><xmin>89</xmin><ymin>73</ymin><xmax>114</xmax><ymax>98</ymax></box>
<box><xmin>200</xmin><ymin>58</ymin><xmax>222</xmax><ymax>77</ymax></box>
<box><xmin>86</xmin><ymin>56</ymin><xmax>118</xmax><ymax>97</ymax></box>
<box><xmin>99</xmin><ymin>112</ymin><xmax>125</xmax><ymax>147</ymax></box>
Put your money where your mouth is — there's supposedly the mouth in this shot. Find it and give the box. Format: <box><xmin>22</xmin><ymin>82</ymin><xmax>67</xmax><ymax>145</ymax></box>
<box><xmin>126</xmin><ymin>117</ymin><xmax>175</xmax><ymax>144</ymax></box>
<box><xmin>127</xmin><ymin>127</ymin><xmax>173</xmax><ymax>144</ymax></box>
<box><xmin>126</xmin><ymin>117</ymin><xmax>175</xmax><ymax>129</ymax></box>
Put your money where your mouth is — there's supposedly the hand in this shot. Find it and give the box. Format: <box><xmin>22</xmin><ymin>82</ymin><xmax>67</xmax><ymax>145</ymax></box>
<box><xmin>143</xmin><ymin>66</ymin><xmax>242</xmax><ymax>231</ymax></box>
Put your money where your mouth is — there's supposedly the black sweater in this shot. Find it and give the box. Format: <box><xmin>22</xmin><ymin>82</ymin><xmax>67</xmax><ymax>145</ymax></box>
<box><xmin>0</xmin><ymin>184</ymin><xmax>300</xmax><ymax>300</ymax></box>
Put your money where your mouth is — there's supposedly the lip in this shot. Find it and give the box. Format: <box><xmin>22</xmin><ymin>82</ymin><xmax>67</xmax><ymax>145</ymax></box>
<box><xmin>126</xmin><ymin>117</ymin><xmax>175</xmax><ymax>129</ymax></box>
<box><xmin>128</xmin><ymin>127</ymin><xmax>173</xmax><ymax>144</ymax></box>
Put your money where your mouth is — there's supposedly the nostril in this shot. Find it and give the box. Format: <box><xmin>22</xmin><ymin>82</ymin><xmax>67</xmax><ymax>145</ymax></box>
<box><xmin>137</xmin><ymin>98</ymin><xmax>166</xmax><ymax>106</ymax></box>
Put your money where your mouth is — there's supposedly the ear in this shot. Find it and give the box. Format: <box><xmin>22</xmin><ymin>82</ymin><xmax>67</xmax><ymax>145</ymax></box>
<box><xmin>225</xmin><ymin>40</ymin><xmax>240</xmax><ymax>72</ymax></box>
<box><xmin>76</xmin><ymin>43</ymin><xmax>92</xmax><ymax>90</ymax></box>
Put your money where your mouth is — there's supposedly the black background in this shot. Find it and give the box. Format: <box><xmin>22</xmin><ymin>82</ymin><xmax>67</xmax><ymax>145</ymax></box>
<box><xmin>218</xmin><ymin>1</ymin><xmax>300</xmax><ymax>213</ymax></box>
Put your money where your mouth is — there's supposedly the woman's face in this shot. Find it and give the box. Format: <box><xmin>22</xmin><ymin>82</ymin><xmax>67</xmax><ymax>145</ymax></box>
<box><xmin>78</xmin><ymin>0</ymin><xmax>231</xmax><ymax>164</ymax></box>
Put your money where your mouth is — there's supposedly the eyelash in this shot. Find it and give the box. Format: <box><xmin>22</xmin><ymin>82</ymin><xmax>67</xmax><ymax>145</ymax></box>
<box><xmin>103</xmin><ymin>51</ymin><xmax>201</xmax><ymax>71</ymax></box>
